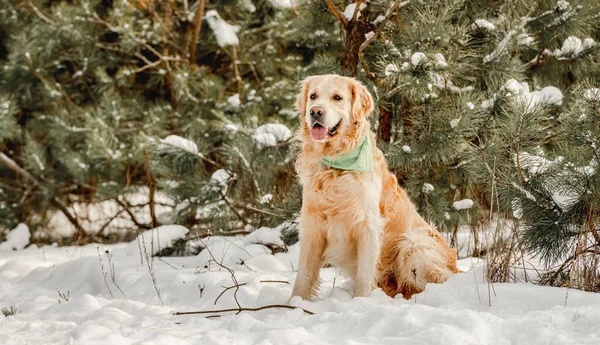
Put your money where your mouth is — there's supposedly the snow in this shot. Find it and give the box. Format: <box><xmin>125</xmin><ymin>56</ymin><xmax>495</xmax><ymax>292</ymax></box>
<box><xmin>466</xmin><ymin>102</ymin><xmax>475</xmax><ymax>109</ymax></box>
<box><xmin>422</xmin><ymin>183</ymin><xmax>435</xmax><ymax>194</ymax></box>
<box><xmin>483</xmin><ymin>30</ymin><xmax>515</xmax><ymax>64</ymax></box>
<box><xmin>450</xmin><ymin>118</ymin><xmax>460</xmax><ymax>129</ymax></box>
<box><xmin>452</xmin><ymin>198</ymin><xmax>474</xmax><ymax>210</ymax></box>
<box><xmin>241</xmin><ymin>0</ymin><xmax>256</xmax><ymax>12</ymax></box>
<box><xmin>2</xmin><ymin>230</ymin><xmax>600</xmax><ymax>344</ymax></box>
<box><xmin>411</xmin><ymin>52</ymin><xmax>427</xmax><ymax>67</ymax></box>
<box><xmin>124</xmin><ymin>225</ymin><xmax>189</xmax><ymax>257</ymax></box>
<box><xmin>210</xmin><ymin>169</ymin><xmax>230</xmax><ymax>186</ymax></box>
<box><xmin>269</xmin><ymin>0</ymin><xmax>293</xmax><ymax>9</ymax></box>
<box><xmin>253</xmin><ymin>123</ymin><xmax>292</xmax><ymax>147</ymax></box>
<box><xmin>430</xmin><ymin>73</ymin><xmax>474</xmax><ymax>94</ymax></box>
<box><xmin>584</xmin><ymin>88</ymin><xmax>600</xmax><ymax>101</ymax></box>
<box><xmin>227</xmin><ymin>93</ymin><xmax>241</xmax><ymax>107</ymax></box>
<box><xmin>260</xmin><ymin>194</ymin><xmax>273</xmax><ymax>204</ymax></box>
<box><xmin>516</xmin><ymin>151</ymin><xmax>563</xmax><ymax>178</ymax></box>
<box><xmin>343</xmin><ymin>2</ymin><xmax>367</xmax><ymax>21</ymax></box>
<box><xmin>503</xmin><ymin>79</ymin><xmax>563</xmax><ymax>111</ymax></box>
<box><xmin>384</xmin><ymin>63</ymin><xmax>400</xmax><ymax>76</ymax></box>
<box><xmin>160</xmin><ymin>135</ymin><xmax>198</xmax><ymax>155</ymax></box>
<box><xmin>472</xmin><ymin>19</ymin><xmax>496</xmax><ymax>31</ymax></box>
<box><xmin>545</xmin><ymin>36</ymin><xmax>596</xmax><ymax>59</ymax></box>
<box><xmin>243</xmin><ymin>226</ymin><xmax>285</xmax><ymax>248</ymax></box>
<box><xmin>432</xmin><ymin>53</ymin><xmax>448</xmax><ymax>68</ymax></box>
<box><xmin>204</xmin><ymin>10</ymin><xmax>239</xmax><ymax>47</ymax></box>
<box><xmin>401</xmin><ymin>145</ymin><xmax>411</xmax><ymax>153</ymax></box>
<box><xmin>44</xmin><ymin>188</ymin><xmax>174</xmax><ymax>238</ymax></box>
<box><xmin>517</xmin><ymin>32</ymin><xmax>534</xmax><ymax>46</ymax></box>
<box><xmin>0</xmin><ymin>224</ymin><xmax>30</xmax><ymax>252</ymax></box>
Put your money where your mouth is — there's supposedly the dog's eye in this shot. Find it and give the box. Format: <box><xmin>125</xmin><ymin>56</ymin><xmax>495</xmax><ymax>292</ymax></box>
<box><xmin>310</xmin><ymin>93</ymin><xmax>317</xmax><ymax>100</ymax></box>
<box><xmin>333</xmin><ymin>95</ymin><xmax>342</xmax><ymax>101</ymax></box>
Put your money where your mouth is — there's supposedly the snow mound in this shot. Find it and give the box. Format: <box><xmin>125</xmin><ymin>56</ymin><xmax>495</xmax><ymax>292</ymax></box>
<box><xmin>244</xmin><ymin>226</ymin><xmax>284</xmax><ymax>248</ymax></box>
<box><xmin>253</xmin><ymin>123</ymin><xmax>292</xmax><ymax>147</ymax></box>
<box><xmin>160</xmin><ymin>135</ymin><xmax>198</xmax><ymax>155</ymax></box>
<box><xmin>453</xmin><ymin>198</ymin><xmax>474</xmax><ymax>210</ymax></box>
<box><xmin>2</xmin><ymin>228</ymin><xmax>600</xmax><ymax>344</ymax></box>
<box><xmin>205</xmin><ymin>10</ymin><xmax>239</xmax><ymax>47</ymax></box>
<box><xmin>0</xmin><ymin>223</ymin><xmax>30</xmax><ymax>252</ymax></box>
<box><xmin>125</xmin><ymin>225</ymin><xmax>189</xmax><ymax>256</ymax></box>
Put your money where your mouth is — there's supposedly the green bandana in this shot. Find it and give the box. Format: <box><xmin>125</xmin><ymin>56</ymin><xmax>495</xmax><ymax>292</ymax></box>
<box><xmin>321</xmin><ymin>136</ymin><xmax>374</xmax><ymax>172</ymax></box>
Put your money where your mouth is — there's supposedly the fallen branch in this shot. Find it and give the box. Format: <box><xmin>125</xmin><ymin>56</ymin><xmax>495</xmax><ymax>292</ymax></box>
<box><xmin>173</xmin><ymin>304</ymin><xmax>314</xmax><ymax>316</ymax></box>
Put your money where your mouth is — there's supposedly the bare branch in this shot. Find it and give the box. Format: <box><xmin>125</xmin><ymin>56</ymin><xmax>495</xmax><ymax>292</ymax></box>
<box><xmin>189</xmin><ymin>0</ymin><xmax>207</xmax><ymax>64</ymax></box>
<box><xmin>0</xmin><ymin>152</ymin><xmax>87</xmax><ymax>243</ymax></box>
<box><xmin>324</xmin><ymin>0</ymin><xmax>348</xmax><ymax>27</ymax></box>
<box><xmin>173</xmin><ymin>304</ymin><xmax>315</xmax><ymax>316</ymax></box>
<box><xmin>358</xmin><ymin>0</ymin><xmax>403</xmax><ymax>78</ymax></box>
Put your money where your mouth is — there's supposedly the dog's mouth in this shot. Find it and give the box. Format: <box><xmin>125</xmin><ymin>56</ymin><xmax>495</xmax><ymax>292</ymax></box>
<box><xmin>310</xmin><ymin>119</ymin><xmax>341</xmax><ymax>141</ymax></box>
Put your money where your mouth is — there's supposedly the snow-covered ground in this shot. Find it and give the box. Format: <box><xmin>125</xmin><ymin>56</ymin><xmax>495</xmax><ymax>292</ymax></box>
<box><xmin>1</xmin><ymin>226</ymin><xmax>599</xmax><ymax>345</ymax></box>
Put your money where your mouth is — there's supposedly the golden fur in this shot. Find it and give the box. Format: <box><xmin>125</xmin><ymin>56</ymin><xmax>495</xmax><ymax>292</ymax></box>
<box><xmin>291</xmin><ymin>75</ymin><xmax>458</xmax><ymax>300</ymax></box>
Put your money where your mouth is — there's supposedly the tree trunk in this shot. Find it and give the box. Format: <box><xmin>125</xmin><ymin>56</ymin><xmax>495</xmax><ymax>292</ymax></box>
<box><xmin>341</xmin><ymin>8</ymin><xmax>371</xmax><ymax>76</ymax></box>
<box><xmin>377</xmin><ymin>105</ymin><xmax>392</xmax><ymax>142</ymax></box>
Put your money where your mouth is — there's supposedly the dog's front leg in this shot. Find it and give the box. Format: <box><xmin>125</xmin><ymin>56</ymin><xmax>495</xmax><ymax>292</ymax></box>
<box><xmin>354</xmin><ymin>221</ymin><xmax>382</xmax><ymax>297</ymax></box>
<box><xmin>291</xmin><ymin>213</ymin><xmax>326</xmax><ymax>300</ymax></box>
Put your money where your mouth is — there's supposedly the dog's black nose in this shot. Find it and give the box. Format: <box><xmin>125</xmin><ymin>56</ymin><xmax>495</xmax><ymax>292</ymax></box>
<box><xmin>309</xmin><ymin>106</ymin><xmax>325</xmax><ymax>120</ymax></box>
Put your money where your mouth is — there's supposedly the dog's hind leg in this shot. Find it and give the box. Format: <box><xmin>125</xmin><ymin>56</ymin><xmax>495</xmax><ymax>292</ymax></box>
<box><xmin>392</xmin><ymin>227</ymin><xmax>458</xmax><ymax>299</ymax></box>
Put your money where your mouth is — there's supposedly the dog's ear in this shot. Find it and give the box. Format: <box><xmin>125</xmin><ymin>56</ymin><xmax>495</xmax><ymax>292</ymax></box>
<box><xmin>350</xmin><ymin>79</ymin><xmax>374</xmax><ymax>120</ymax></box>
<box><xmin>296</xmin><ymin>77</ymin><xmax>312</xmax><ymax>122</ymax></box>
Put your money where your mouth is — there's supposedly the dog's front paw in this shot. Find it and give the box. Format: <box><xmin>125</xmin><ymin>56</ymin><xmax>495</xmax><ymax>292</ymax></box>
<box><xmin>354</xmin><ymin>281</ymin><xmax>373</xmax><ymax>297</ymax></box>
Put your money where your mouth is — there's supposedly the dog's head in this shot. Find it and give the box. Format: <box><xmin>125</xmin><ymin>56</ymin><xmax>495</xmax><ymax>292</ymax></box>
<box><xmin>296</xmin><ymin>75</ymin><xmax>374</xmax><ymax>153</ymax></box>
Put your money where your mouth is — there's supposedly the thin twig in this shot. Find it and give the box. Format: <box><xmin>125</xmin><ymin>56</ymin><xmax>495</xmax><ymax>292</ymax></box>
<box><xmin>324</xmin><ymin>0</ymin><xmax>348</xmax><ymax>26</ymax></box>
<box><xmin>189</xmin><ymin>0</ymin><xmax>207</xmax><ymax>64</ymax></box>
<box><xmin>26</xmin><ymin>0</ymin><xmax>55</xmax><ymax>25</ymax></box>
<box><xmin>140</xmin><ymin>230</ymin><xmax>165</xmax><ymax>306</ymax></box>
<box><xmin>173</xmin><ymin>304</ymin><xmax>314</xmax><ymax>316</ymax></box>
<box><xmin>97</xmin><ymin>248</ymin><xmax>114</xmax><ymax>298</ymax></box>
<box><xmin>197</xmin><ymin>237</ymin><xmax>242</xmax><ymax>310</ymax></box>
<box><xmin>232</xmin><ymin>46</ymin><xmax>242</xmax><ymax>97</ymax></box>
<box><xmin>108</xmin><ymin>251</ymin><xmax>126</xmax><ymax>298</ymax></box>
<box><xmin>143</xmin><ymin>151</ymin><xmax>159</xmax><ymax>229</ymax></box>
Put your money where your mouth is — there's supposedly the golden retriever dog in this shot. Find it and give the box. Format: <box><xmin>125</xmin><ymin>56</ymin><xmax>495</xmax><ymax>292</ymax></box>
<box><xmin>291</xmin><ymin>74</ymin><xmax>458</xmax><ymax>300</ymax></box>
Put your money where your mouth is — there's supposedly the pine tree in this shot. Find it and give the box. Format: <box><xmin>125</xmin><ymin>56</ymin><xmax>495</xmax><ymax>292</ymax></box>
<box><xmin>0</xmin><ymin>0</ymin><xmax>304</xmax><ymax>243</ymax></box>
<box><xmin>292</xmin><ymin>0</ymin><xmax>600</xmax><ymax>285</ymax></box>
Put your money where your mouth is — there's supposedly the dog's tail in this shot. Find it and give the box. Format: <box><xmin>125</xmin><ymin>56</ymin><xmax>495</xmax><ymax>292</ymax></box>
<box><xmin>381</xmin><ymin>226</ymin><xmax>458</xmax><ymax>299</ymax></box>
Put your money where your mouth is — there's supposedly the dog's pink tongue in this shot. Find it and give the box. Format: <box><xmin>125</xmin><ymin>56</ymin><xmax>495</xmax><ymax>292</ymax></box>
<box><xmin>311</xmin><ymin>125</ymin><xmax>328</xmax><ymax>141</ymax></box>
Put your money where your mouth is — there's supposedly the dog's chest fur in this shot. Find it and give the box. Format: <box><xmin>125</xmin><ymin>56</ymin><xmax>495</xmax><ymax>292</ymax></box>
<box><xmin>298</xmin><ymin>159</ymin><xmax>384</xmax><ymax>272</ymax></box>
